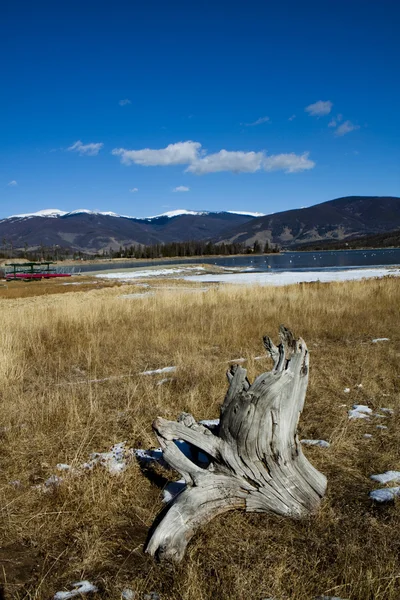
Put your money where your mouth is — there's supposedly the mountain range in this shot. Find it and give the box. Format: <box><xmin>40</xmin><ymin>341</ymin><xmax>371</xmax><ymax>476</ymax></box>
<box><xmin>1</xmin><ymin>196</ymin><xmax>399</xmax><ymax>253</ymax></box>
<box><xmin>0</xmin><ymin>209</ymin><xmax>262</xmax><ymax>253</ymax></box>
<box><xmin>217</xmin><ymin>196</ymin><xmax>400</xmax><ymax>247</ymax></box>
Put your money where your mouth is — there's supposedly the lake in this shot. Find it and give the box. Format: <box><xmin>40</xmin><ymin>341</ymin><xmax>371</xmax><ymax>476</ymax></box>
<box><xmin>78</xmin><ymin>248</ymin><xmax>400</xmax><ymax>274</ymax></box>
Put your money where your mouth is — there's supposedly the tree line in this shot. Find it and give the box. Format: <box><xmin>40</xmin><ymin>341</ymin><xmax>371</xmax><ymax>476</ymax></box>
<box><xmin>0</xmin><ymin>238</ymin><xmax>279</xmax><ymax>262</ymax></box>
<box><xmin>106</xmin><ymin>239</ymin><xmax>279</xmax><ymax>260</ymax></box>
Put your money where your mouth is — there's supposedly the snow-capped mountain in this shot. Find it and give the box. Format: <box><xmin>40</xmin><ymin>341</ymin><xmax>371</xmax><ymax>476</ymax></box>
<box><xmin>4</xmin><ymin>208</ymin><xmax>265</xmax><ymax>221</ymax></box>
<box><xmin>6</xmin><ymin>209</ymin><xmax>68</xmax><ymax>219</ymax></box>
<box><xmin>2</xmin><ymin>197</ymin><xmax>399</xmax><ymax>253</ymax></box>
<box><xmin>0</xmin><ymin>207</ymin><xmax>262</xmax><ymax>253</ymax></box>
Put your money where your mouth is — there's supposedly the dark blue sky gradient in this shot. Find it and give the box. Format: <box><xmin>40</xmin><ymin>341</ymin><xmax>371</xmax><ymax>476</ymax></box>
<box><xmin>1</xmin><ymin>0</ymin><xmax>399</xmax><ymax>217</ymax></box>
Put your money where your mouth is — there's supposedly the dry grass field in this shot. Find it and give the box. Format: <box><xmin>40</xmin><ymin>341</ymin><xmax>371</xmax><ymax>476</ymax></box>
<box><xmin>0</xmin><ymin>277</ymin><xmax>121</xmax><ymax>300</ymax></box>
<box><xmin>0</xmin><ymin>277</ymin><xmax>399</xmax><ymax>599</ymax></box>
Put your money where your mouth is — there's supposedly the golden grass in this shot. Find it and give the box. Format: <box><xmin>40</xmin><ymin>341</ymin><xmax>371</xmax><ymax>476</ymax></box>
<box><xmin>0</xmin><ymin>277</ymin><xmax>122</xmax><ymax>300</ymax></box>
<box><xmin>0</xmin><ymin>278</ymin><xmax>399</xmax><ymax>599</ymax></box>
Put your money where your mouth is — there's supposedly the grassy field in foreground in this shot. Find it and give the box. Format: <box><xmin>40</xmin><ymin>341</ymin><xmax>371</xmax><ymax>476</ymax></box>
<box><xmin>0</xmin><ymin>278</ymin><xmax>399</xmax><ymax>599</ymax></box>
<box><xmin>0</xmin><ymin>277</ymin><xmax>121</xmax><ymax>300</ymax></box>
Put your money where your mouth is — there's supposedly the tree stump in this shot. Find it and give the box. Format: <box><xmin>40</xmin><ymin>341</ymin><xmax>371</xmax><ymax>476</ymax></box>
<box><xmin>145</xmin><ymin>326</ymin><xmax>327</xmax><ymax>562</ymax></box>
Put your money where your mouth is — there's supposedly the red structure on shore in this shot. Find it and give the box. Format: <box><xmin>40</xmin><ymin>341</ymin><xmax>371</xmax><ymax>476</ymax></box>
<box><xmin>3</xmin><ymin>262</ymin><xmax>71</xmax><ymax>281</ymax></box>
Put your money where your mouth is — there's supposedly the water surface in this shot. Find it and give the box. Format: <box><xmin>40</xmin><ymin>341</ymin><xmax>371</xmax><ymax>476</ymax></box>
<box><xmin>77</xmin><ymin>248</ymin><xmax>400</xmax><ymax>274</ymax></box>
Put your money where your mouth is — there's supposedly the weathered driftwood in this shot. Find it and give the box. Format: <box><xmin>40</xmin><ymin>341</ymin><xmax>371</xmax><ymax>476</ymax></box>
<box><xmin>145</xmin><ymin>326</ymin><xmax>327</xmax><ymax>562</ymax></box>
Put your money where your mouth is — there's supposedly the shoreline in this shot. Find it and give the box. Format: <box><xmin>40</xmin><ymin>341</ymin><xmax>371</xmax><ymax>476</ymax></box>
<box><xmin>93</xmin><ymin>264</ymin><xmax>400</xmax><ymax>285</ymax></box>
<box><xmin>3</xmin><ymin>246</ymin><xmax>400</xmax><ymax>270</ymax></box>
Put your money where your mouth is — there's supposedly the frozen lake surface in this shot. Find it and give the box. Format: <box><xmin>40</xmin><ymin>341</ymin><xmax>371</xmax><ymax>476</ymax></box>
<box><xmin>182</xmin><ymin>267</ymin><xmax>400</xmax><ymax>285</ymax></box>
<box><xmin>82</xmin><ymin>248</ymin><xmax>400</xmax><ymax>274</ymax></box>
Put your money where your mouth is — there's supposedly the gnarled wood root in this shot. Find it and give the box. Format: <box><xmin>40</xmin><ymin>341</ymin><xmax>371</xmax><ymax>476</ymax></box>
<box><xmin>145</xmin><ymin>326</ymin><xmax>327</xmax><ymax>562</ymax></box>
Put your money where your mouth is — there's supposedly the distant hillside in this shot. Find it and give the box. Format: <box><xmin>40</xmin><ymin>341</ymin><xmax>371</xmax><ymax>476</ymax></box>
<box><xmin>0</xmin><ymin>209</ymin><xmax>260</xmax><ymax>254</ymax></box>
<box><xmin>216</xmin><ymin>196</ymin><xmax>400</xmax><ymax>247</ymax></box>
<box><xmin>294</xmin><ymin>228</ymin><xmax>400</xmax><ymax>251</ymax></box>
<box><xmin>2</xmin><ymin>197</ymin><xmax>400</xmax><ymax>254</ymax></box>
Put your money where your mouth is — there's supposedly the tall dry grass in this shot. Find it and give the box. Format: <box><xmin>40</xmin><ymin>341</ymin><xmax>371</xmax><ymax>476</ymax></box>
<box><xmin>0</xmin><ymin>277</ymin><xmax>120</xmax><ymax>300</ymax></box>
<box><xmin>0</xmin><ymin>278</ymin><xmax>399</xmax><ymax>599</ymax></box>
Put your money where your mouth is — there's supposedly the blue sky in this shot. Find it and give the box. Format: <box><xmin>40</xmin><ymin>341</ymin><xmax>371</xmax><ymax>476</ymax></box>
<box><xmin>1</xmin><ymin>0</ymin><xmax>399</xmax><ymax>219</ymax></box>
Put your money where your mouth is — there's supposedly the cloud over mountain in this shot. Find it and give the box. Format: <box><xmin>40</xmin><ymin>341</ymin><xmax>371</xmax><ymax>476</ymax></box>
<box><xmin>263</xmin><ymin>152</ymin><xmax>315</xmax><ymax>173</ymax></box>
<box><xmin>187</xmin><ymin>150</ymin><xmax>264</xmax><ymax>174</ymax></box>
<box><xmin>112</xmin><ymin>141</ymin><xmax>201</xmax><ymax>166</ymax></box>
<box><xmin>112</xmin><ymin>141</ymin><xmax>315</xmax><ymax>175</ymax></box>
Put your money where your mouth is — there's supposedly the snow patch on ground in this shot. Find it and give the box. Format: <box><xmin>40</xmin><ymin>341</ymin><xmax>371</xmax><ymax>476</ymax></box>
<box><xmin>372</xmin><ymin>337</ymin><xmax>390</xmax><ymax>343</ymax></box>
<box><xmin>97</xmin><ymin>267</ymin><xmax>205</xmax><ymax>281</ymax></box>
<box><xmin>370</xmin><ymin>487</ymin><xmax>400</xmax><ymax>502</ymax></box>
<box><xmin>370</xmin><ymin>471</ymin><xmax>400</xmax><ymax>484</ymax></box>
<box><xmin>56</xmin><ymin>463</ymin><xmax>72</xmax><ymax>471</ymax></box>
<box><xmin>152</xmin><ymin>286</ymin><xmax>210</xmax><ymax>292</ymax></box>
<box><xmin>119</xmin><ymin>292</ymin><xmax>155</xmax><ymax>298</ymax></box>
<box><xmin>199</xmin><ymin>418</ymin><xmax>220</xmax><ymax>427</ymax></box>
<box><xmin>83</xmin><ymin>442</ymin><xmax>131</xmax><ymax>474</ymax></box>
<box><xmin>63</xmin><ymin>282</ymin><xmax>95</xmax><ymax>286</ymax></box>
<box><xmin>57</xmin><ymin>374</ymin><xmax>136</xmax><ymax>386</ymax></box>
<box><xmin>314</xmin><ymin>596</ymin><xmax>350</xmax><ymax>600</ymax></box>
<box><xmin>183</xmin><ymin>267</ymin><xmax>400</xmax><ymax>286</ymax></box>
<box><xmin>54</xmin><ymin>581</ymin><xmax>98</xmax><ymax>599</ymax></box>
<box><xmin>133</xmin><ymin>447</ymin><xmax>165</xmax><ymax>466</ymax></box>
<box><xmin>348</xmin><ymin>411</ymin><xmax>369</xmax><ymax>419</ymax></box>
<box><xmin>9</xmin><ymin>479</ymin><xmax>22</xmax><ymax>487</ymax></box>
<box><xmin>380</xmin><ymin>407</ymin><xmax>394</xmax><ymax>414</ymax></box>
<box><xmin>156</xmin><ymin>377</ymin><xmax>173</xmax><ymax>385</ymax></box>
<box><xmin>301</xmin><ymin>439</ymin><xmax>330</xmax><ymax>448</ymax></box>
<box><xmin>38</xmin><ymin>442</ymin><xmax>135</xmax><ymax>491</ymax></box>
<box><xmin>36</xmin><ymin>474</ymin><xmax>63</xmax><ymax>492</ymax></box>
<box><xmin>348</xmin><ymin>405</ymin><xmax>372</xmax><ymax>419</ymax></box>
<box><xmin>140</xmin><ymin>366</ymin><xmax>176</xmax><ymax>376</ymax></box>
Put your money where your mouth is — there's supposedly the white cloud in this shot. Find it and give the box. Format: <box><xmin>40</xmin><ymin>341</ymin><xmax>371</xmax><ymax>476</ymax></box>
<box><xmin>173</xmin><ymin>186</ymin><xmax>190</xmax><ymax>192</ymax></box>
<box><xmin>329</xmin><ymin>114</ymin><xmax>343</xmax><ymax>128</ymax></box>
<box><xmin>119</xmin><ymin>99</ymin><xmax>131</xmax><ymax>106</ymax></box>
<box><xmin>187</xmin><ymin>150</ymin><xmax>264</xmax><ymax>174</ymax></box>
<box><xmin>112</xmin><ymin>141</ymin><xmax>201</xmax><ymax>166</ymax></box>
<box><xmin>7</xmin><ymin>180</ymin><xmax>17</xmax><ymax>186</ymax></box>
<box><xmin>113</xmin><ymin>141</ymin><xmax>315</xmax><ymax>175</ymax></box>
<box><xmin>263</xmin><ymin>152</ymin><xmax>315</xmax><ymax>173</ymax></box>
<box><xmin>245</xmin><ymin>116</ymin><xmax>270</xmax><ymax>126</ymax></box>
<box><xmin>187</xmin><ymin>149</ymin><xmax>314</xmax><ymax>175</ymax></box>
<box><xmin>129</xmin><ymin>188</ymin><xmax>138</xmax><ymax>193</ymax></box>
<box><xmin>288</xmin><ymin>114</ymin><xmax>296</xmax><ymax>121</ymax></box>
<box><xmin>68</xmin><ymin>140</ymin><xmax>104</xmax><ymax>156</ymax></box>
<box><xmin>334</xmin><ymin>120</ymin><xmax>360</xmax><ymax>137</ymax></box>
<box><xmin>305</xmin><ymin>100</ymin><xmax>333</xmax><ymax>117</ymax></box>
